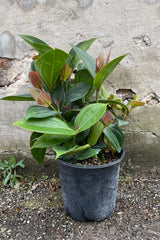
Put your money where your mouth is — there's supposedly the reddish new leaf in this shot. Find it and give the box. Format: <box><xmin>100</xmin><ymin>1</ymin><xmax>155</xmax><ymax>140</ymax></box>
<box><xmin>95</xmin><ymin>49</ymin><xmax>112</xmax><ymax>74</ymax></box>
<box><xmin>105</xmin><ymin>48</ymin><xmax>112</xmax><ymax>65</ymax></box>
<box><xmin>95</xmin><ymin>52</ymin><xmax>104</xmax><ymax>74</ymax></box>
<box><xmin>29</xmin><ymin>71</ymin><xmax>43</xmax><ymax>90</ymax></box>
<box><xmin>54</xmin><ymin>98</ymin><xmax>61</xmax><ymax>109</ymax></box>
<box><xmin>29</xmin><ymin>88</ymin><xmax>41</xmax><ymax>101</ymax></box>
<box><xmin>29</xmin><ymin>88</ymin><xmax>51</xmax><ymax>107</ymax></box>
<box><xmin>60</xmin><ymin>63</ymin><xmax>72</xmax><ymax>81</ymax></box>
<box><xmin>102</xmin><ymin>112</ymin><xmax>111</xmax><ymax>125</ymax></box>
<box><xmin>131</xmin><ymin>101</ymin><xmax>145</xmax><ymax>110</ymax></box>
<box><xmin>37</xmin><ymin>91</ymin><xmax>52</xmax><ymax>108</ymax></box>
<box><xmin>32</xmin><ymin>55</ymin><xmax>39</xmax><ymax>60</ymax></box>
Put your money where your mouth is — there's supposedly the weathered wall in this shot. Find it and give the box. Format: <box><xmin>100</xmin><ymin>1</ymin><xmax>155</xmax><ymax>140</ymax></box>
<box><xmin>0</xmin><ymin>0</ymin><xmax>160</xmax><ymax>168</ymax></box>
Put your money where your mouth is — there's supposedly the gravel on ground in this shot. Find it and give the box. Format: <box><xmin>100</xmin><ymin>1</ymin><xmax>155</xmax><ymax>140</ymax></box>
<box><xmin>0</xmin><ymin>170</ymin><xmax>160</xmax><ymax>240</ymax></box>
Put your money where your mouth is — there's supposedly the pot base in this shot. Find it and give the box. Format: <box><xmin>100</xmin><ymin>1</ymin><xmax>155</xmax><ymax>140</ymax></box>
<box><xmin>58</xmin><ymin>149</ymin><xmax>125</xmax><ymax>222</ymax></box>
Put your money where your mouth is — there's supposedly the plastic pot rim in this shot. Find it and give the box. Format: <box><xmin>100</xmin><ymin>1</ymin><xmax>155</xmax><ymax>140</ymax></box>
<box><xmin>58</xmin><ymin>148</ymin><xmax>125</xmax><ymax>170</ymax></box>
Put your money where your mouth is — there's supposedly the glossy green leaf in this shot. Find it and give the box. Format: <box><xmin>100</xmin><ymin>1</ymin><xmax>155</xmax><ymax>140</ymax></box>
<box><xmin>101</xmin><ymin>85</ymin><xmax>109</xmax><ymax>99</ymax></box>
<box><xmin>68</xmin><ymin>41</ymin><xmax>84</xmax><ymax>63</ymax></box>
<box><xmin>52</xmin><ymin>82</ymin><xmax>66</xmax><ymax>110</ymax></box>
<box><xmin>75</xmin><ymin>69</ymin><xmax>94</xmax><ymax>99</ymax></box>
<box><xmin>77</xmin><ymin>62</ymin><xmax>86</xmax><ymax>71</ymax></box>
<box><xmin>35</xmin><ymin>49</ymin><xmax>70</xmax><ymax>92</ymax></box>
<box><xmin>87</xmin><ymin>121</ymin><xmax>104</xmax><ymax>146</ymax></box>
<box><xmin>53</xmin><ymin>143</ymin><xmax>91</xmax><ymax>159</ymax></box>
<box><xmin>65</xmin><ymin>82</ymin><xmax>90</xmax><ymax>105</ymax></box>
<box><xmin>69</xmin><ymin>38</ymin><xmax>96</xmax><ymax>70</ymax></box>
<box><xmin>117</xmin><ymin>118</ymin><xmax>129</xmax><ymax>127</ymax></box>
<box><xmin>70</xmin><ymin>144</ymin><xmax>91</xmax><ymax>154</ymax></box>
<box><xmin>30</xmin><ymin>132</ymin><xmax>46</xmax><ymax>166</ymax></box>
<box><xmin>53</xmin><ymin>145</ymin><xmax>77</xmax><ymax>159</ymax></box>
<box><xmin>31</xmin><ymin>60</ymin><xmax>36</xmax><ymax>71</ymax></box>
<box><xmin>103</xmin><ymin>124</ymin><xmax>124</xmax><ymax>152</ymax></box>
<box><xmin>109</xmin><ymin>124</ymin><xmax>124</xmax><ymax>148</ymax></box>
<box><xmin>63</xmin><ymin>109</ymin><xmax>80</xmax><ymax>121</ymax></box>
<box><xmin>75</xmin><ymin>103</ymin><xmax>106</xmax><ymax>133</ymax></box>
<box><xmin>93</xmin><ymin>54</ymin><xmax>129</xmax><ymax>90</ymax></box>
<box><xmin>75</xmin><ymin>148</ymin><xmax>100</xmax><ymax>161</ymax></box>
<box><xmin>103</xmin><ymin>127</ymin><xmax>120</xmax><ymax>152</ymax></box>
<box><xmin>19</xmin><ymin>34</ymin><xmax>52</xmax><ymax>55</ymax></box>
<box><xmin>75</xmin><ymin>128</ymin><xmax>90</xmax><ymax>144</ymax></box>
<box><xmin>89</xmin><ymin>99</ymin><xmax>129</xmax><ymax>112</ymax></box>
<box><xmin>32</xmin><ymin>134</ymin><xmax>72</xmax><ymax>149</ymax></box>
<box><xmin>25</xmin><ymin>105</ymin><xmax>60</xmax><ymax>120</ymax></box>
<box><xmin>0</xmin><ymin>94</ymin><xmax>34</xmax><ymax>101</ymax></box>
<box><xmin>12</xmin><ymin>117</ymin><xmax>75</xmax><ymax>136</ymax></box>
<box><xmin>70</xmin><ymin>44</ymin><xmax>96</xmax><ymax>78</ymax></box>
<box><xmin>75</xmin><ymin>69</ymin><xmax>93</xmax><ymax>86</ymax></box>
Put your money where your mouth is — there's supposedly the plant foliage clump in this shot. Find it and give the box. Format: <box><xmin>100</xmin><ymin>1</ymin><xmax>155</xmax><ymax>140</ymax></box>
<box><xmin>0</xmin><ymin>35</ymin><xmax>145</xmax><ymax>165</ymax></box>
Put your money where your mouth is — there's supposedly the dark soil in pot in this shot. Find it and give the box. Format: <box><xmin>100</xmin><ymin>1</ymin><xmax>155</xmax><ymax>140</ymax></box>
<box><xmin>76</xmin><ymin>150</ymin><xmax>121</xmax><ymax>166</ymax></box>
<box><xmin>58</xmin><ymin>149</ymin><xmax>125</xmax><ymax>222</ymax></box>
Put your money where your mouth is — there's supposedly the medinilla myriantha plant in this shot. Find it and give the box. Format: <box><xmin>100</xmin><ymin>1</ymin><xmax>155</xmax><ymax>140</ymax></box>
<box><xmin>1</xmin><ymin>35</ymin><xmax>145</xmax><ymax>165</ymax></box>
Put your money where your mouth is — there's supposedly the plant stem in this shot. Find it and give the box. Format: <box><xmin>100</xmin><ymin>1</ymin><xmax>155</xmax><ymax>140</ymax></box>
<box><xmin>70</xmin><ymin>144</ymin><xmax>90</xmax><ymax>154</ymax></box>
<box><xmin>96</xmin><ymin>89</ymin><xmax>100</xmax><ymax>103</ymax></box>
<box><xmin>73</xmin><ymin>135</ymin><xmax>76</xmax><ymax>145</ymax></box>
<box><xmin>100</xmin><ymin>152</ymin><xmax>105</xmax><ymax>163</ymax></box>
<box><xmin>49</xmin><ymin>104</ymin><xmax>64</xmax><ymax>121</ymax></box>
<box><xmin>49</xmin><ymin>104</ymin><xmax>57</xmax><ymax>112</ymax></box>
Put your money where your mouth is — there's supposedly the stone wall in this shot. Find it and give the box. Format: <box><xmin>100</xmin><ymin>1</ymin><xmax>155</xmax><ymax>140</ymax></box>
<box><xmin>0</xmin><ymin>0</ymin><xmax>160</xmax><ymax>168</ymax></box>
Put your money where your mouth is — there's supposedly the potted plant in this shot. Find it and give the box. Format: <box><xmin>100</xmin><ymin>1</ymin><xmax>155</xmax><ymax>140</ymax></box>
<box><xmin>1</xmin><ymin>35</ymin><xmax>145</xmax><ymax>222</ymax></box>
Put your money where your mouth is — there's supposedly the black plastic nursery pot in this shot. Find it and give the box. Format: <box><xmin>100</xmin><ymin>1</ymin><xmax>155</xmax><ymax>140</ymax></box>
<box><xmin>58</xmin><ymin>149</ymin><xmax>125</xmax><ymax>222</ymax></box>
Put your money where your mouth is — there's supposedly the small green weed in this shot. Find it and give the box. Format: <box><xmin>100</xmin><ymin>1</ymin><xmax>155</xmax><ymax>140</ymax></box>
<box><xmin>0</xmin><ymin>155</ymin><xmax>25</xmax><ymax>187</ymax></box>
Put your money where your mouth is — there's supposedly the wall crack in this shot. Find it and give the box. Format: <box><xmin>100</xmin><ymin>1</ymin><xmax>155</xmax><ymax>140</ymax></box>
<box><xmin>123</xmin><ymin>130</ymin><xmax>160</xmax><ymax>138</ymax></box>
<box><xmin>145</xmin><ymin>92</ymin><xmax>160</xmax><ymax>105</ymax></box>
